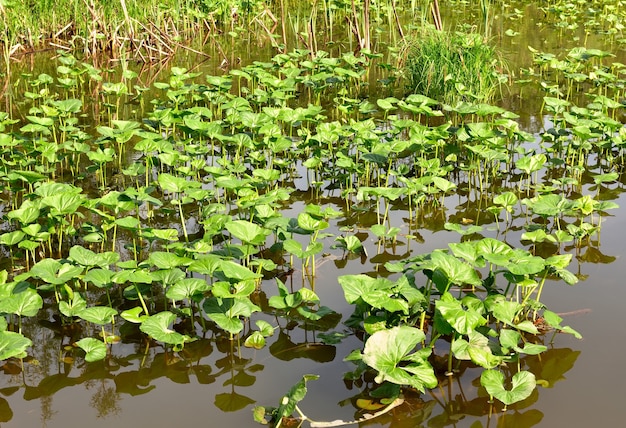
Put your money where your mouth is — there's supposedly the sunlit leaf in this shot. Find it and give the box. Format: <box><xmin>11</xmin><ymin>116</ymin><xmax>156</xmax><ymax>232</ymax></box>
<box><xmin>480</xmin><ymin>370</ymin><xmax>536</xmax><ymax>405</ymax></box>
<box><xmin>76</xmin><ymin>337</ymin><xmax>107</xmax><ymax>362</ymax></box>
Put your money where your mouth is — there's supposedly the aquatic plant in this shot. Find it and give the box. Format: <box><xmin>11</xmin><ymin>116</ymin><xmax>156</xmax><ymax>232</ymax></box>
<box><xmin>400</xmin><ymin>28</ymin><xmax>504</xmax><ymax>104</ymax></box>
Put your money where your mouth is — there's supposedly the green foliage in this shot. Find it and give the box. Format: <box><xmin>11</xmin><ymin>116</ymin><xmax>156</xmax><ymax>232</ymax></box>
<box><xmin>402</xmin><ymin>29</ymin><xmax>504</xmax><ymax>104</ymax></box>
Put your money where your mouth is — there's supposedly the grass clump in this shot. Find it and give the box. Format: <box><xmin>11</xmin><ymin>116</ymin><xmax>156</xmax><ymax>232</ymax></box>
<box><xmin>400</xmin><ymin>28</ymin><xmax>505</xmax><ymax>104</ymax></box>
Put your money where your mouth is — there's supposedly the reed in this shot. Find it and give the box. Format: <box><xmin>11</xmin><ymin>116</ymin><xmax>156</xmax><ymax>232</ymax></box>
<box><xmin>0</xmin><ymin>0</ymin><xmax>209</xmax><ymax>60</ymax></box>
<box><xmin>400</xmin><ymin>27</ymin><xmax>504</xmax><ymax>104</ymax></box>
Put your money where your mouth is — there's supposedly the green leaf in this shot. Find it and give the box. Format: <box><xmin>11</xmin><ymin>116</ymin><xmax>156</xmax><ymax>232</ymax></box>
<box><xmin>217</xmin><ymin>260</ymin><xmax>261</xmax><ymax>282</ymax></box>
<box><xmin>166</xmin><ymin>278</ymin><xmax>210</xmax><ymax>301</ymax></box>
<box><xmin>203</xmin><ymin>297</ymin><xmax>260</xmax><ymax>335</ymax></box>
<box><xmin>76</xmin><ymin>337</ymin><xmax>107</xmax><ymax>362</ymax></box>
<box><xmin>255</xmin><ymin>320</ymin><xmax>275</xmax><ymax>337</ymax></box>
<box><xmin>83</xmin><ymin>268</ymin><xmax>114</xmax><ymax>288</ymax></box>
<box><xmin>59</xmin><ymin>293</ymin><xmax>87</xmax><ymax>317</ymax></box>
<box><xmin>480</xmin><ymin>370</ymin><xmax>536</xmax><ymax>405</ymax></box>
<box><xmin>499</xmin><ymin>328</ymin><xmax>521</xmax><ymax>350</ymax></box>
<box><xmin>212</xmin><ymin>280</ymin><xmax>256</xmax><ymax>298</ymax></box>
<box><xmin>41</xmin><ymin>192</ymin><xmax>85</xmax><ymax>216</ymax></box>
<box><xmin>0</xmin><ymin>331</ymin><xmax>32</xmax><ymax>360</ymax></box>
<box><xmin>158</xmin><ymin>173</ymin><xmax>194</xmax><ymax>193</ymax></box>
<box><xmin>226</xmin><ymin>220</ymin><xmax>269</xmax><ymax>245</ymax></box>
<box><xmin>297</xmin><ymin>212</ymin><xmax>329</xmax><ymax>232</ymax></box>
<box><xmin>77</xmin><ymin>306</ymin><xmax>117</xmax><ymax>325</ymax></box>
<box><xmin>515</xmin><ymin>343</ymin><xmax>547</xmax><ymax>355</ymax></box>
<box><xmin>148</xmin><ymin>252</ymin><xmax>191</xmax><ymax>269</ymax></box>
<box><xmin>30</xmin><ymin>258</ymin><xmax>84</xmax><ymax>285</ymax></box>
<box><xmin>507</xmin><ymin>250</ymin><xmax>545</xmax><ymax>276</ymax></box>
<box><xmin>68</xmin><ymin>246</ymin><xmax>101</xmax><ymax>267</ymax></box>
<box><xmin>140</xmin><ymin>311</ymin><xmax>192</xmax><ymax>345</ymax></box>
<box><xmin>0</xmin><ymin>288</ymin><xmax>43</xmax><ymax>317</ymax></box>
<box><xmin>436</xmin><ymin>293</ymin><xmax>487</xmax><ymax>335</ymax></box>
<box><xmin>451</xmin><ymin>330</ymin><xmax>502</xmax><ymax>369</ymax></box>
<box><xmin>275</xmin><ymin>374</ymin><xmax>319</xmax><ymax>421</ymax></box>
<box><xmin>361</xmin><ymin>326</ymin><xmax>437</xmax><ymax>392</ymax></box>
<box><xmin>120</xmin><ymin>307</ymin><xmax>147</xmax><ymax>324</ymax></box>
<box><xmin>244</xmin><ymin>331</ymin><xmax>266</xmax><ymax>349</ymax></box>
<box><xmin>430</xmin><ymin>250</ymin><xmax>482</xmax><ymax>288</ymax></box>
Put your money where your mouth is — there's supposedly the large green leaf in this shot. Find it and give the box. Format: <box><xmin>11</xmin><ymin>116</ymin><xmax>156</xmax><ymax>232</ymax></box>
<box><xmin>523</xmin><ymin>194</ymin><xmax>568</xmax><ymax>217</ymax></box>
<box><xmin>41</xmin><ymin>192</ymin><xmax>85</xmax><ymax>216</ymax></box>
<box><xmin>30</xmin><ymin>259</ymin><xmax>84</xmax><ymax>285</ymax></box>
<box><xmin>475</xmin><ymin>238</ymin><xmax>513</xmax><ymax>266</ymax></box>
<box><xmin>83</xmin><ymin>268</ymin><xmax>115</xmax><ymax>288</ymax></box>
<box><xmin>147</xmin><ymin>251</ymin><xmax>191</xmax><ymax>269</ymax></box>
<box><xmin>158</xmin><ymin>173</ymin><xmax>196</xmax><ymax>193</ymax></box>
<box><xmin>0</xmin><ymin>331</ymin><xmax>32</xmax><ymax>360</ymax></box>
<box><xmin>338</xmin><ymin>274</ymin><xmax>408</xmax><ymax>313</ymax></box>
<box><xmin>430</xmin><ymin>250</ymin><xmax>481</xmax><ymax>288</ymax></box>
<box><xmin>166</xmin><ymin>278</ymin><xmax>210</xmax><ymax>301</ymax></box>
<box><xmin>507</xmin><ymin>250</ymin><xmax>545</xmax><ymax>275</ymax></box>
<box><xmin>225</xmin><ymin>220</ymin><xmax>269</xmax><ymax>245</ymax></box>
<box><xmin>297</xmin><ymin>212</ymin><xmax>328</xmax><ymax>232</ymax></box>
<box><xmin>203</xmin><ymin>297</ymin><xmax>260</xmax><ymax>335</ymax></box>
<box><xmin>77</xmin><ymin>306</ymin><xmax>117</xmax><ymax>325</ymax></box>
<box><xmin>216</xmin><ymin>260</ymin><xmax>261</xmax><ymax>282</ymax></box>
<box><xmin>59</xmin><ymin>293</ymin><xmax>87</xmax><ymax>317</ymax></box>
<box><xmin>480</xmin><ymin>370</ymin><xmax>536</xmax><ymax>406</ymax></box>
<box><xmin>451</xmin><ymin>330</ymin><xmax>501</xmax><ymax>368</ymax></box>
<box><xmin>76</xmin><ymin>337</ymin><xmax>107</xmax><ymax>362</ymax></box>
<box><xmin>212</xmin><ymin>280</ymin><xmax>255</xmax><ymax>298</ymax></box>
<box><xmin>361</xmin><ymin>326</ymin><xmax>437</xmax><ymax>392</ymax></box>
<box><xmin>0</xmin><ymin>287</ymin><xmax>43</xmax><ymax>317</ymax></box>
<box><xmin>435</xmin><ymin>293</ymin><xmax>486</xmax><ymax>335</ymax></box>
<box><xmin>68</xmin><ymin>246</ymin><xmax>101</xmax><ymax>267</ymax></box>
<box><xmin>139</xmin><ymin>311</ymin><xmax>192</xmax><ymax>345</ymax></box>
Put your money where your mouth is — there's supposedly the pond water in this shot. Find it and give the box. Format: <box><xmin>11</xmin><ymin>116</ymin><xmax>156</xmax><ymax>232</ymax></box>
<box><xmin>0</xmin><ymin>1</ymin><xmax>625</xmax><ymax>427</ymax></box>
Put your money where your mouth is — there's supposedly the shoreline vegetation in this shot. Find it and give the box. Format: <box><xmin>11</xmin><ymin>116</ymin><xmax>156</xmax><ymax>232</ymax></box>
<box><xmin>0</xmin><ymin>0</ymin><xmax>456</xmax><ymax>63</ymax></box>
<box><xmin>1</xmin><ymin>0</ymin><xmax>218</xmax><ymax>61</ymax></box>
<box><xmin>1</xmin><ymin>0</ymin><xmax>505</xmax><ymax>104</ymax></box>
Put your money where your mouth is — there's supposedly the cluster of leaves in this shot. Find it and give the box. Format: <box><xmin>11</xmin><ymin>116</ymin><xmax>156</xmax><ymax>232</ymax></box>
<box><xmin>0</xmin><ymin>43</ymin><xmax>623</xmax><ymax>426</ymax></box>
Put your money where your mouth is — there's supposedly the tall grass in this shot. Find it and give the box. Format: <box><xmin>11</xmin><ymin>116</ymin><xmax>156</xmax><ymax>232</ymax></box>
<box><xmin>400</xmin><ymin>27</ymin><xmax>504</xmax><ymax>104</ymax></box>
<box><xmin>0</xmin><ymin>0</ymin><xmax>211</xmax><ymax>59</ymax></box>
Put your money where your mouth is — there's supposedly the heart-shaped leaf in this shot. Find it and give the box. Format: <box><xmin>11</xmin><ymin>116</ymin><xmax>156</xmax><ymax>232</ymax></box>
<box><xmin>76</xmin><ymin>337</ymin><xmax>107</xmax><ymax>362</ymax></box>
<box><xmin>0</xmin><ymin>331</ymin><xmax>32</xmax><ymax>360</ymax></box>
<box><xmin>139</xmin><ymin>311</ymin><xmax>192</xmax><ymax>345</ymax></box>
<box><xmin>77</xmin><ymin>306</ymin><xmax>117</xmax><ymax>325</ymax></box>
<box><xmin>361</xmin><ymin>326</ymin><xmax>437</xmax><ymax>392</ymax></box>
<box><xmin>480</xmin><ymin>370</ymin><xmax>536</xmax><ymax>405</ymax></box>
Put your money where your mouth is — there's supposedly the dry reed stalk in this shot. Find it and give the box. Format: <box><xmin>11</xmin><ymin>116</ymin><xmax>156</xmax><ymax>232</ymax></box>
<box><xmin>279</xmin><ymin>0</ymin><xmax>287</xmax><ymax>48</ymax></box>
<box><xmin>363</xmin><ymin>0</ymin><xmax>370</xmax><ymax>50</ymax></box>
<box><xmin>254</xmin><ymin>16</ymin><xmax>281</xmax><ymax>50</ymax></box>
<box><xmin>119</xmin><ymin>0</ymin><xmax>135</xmax><ymax>42</ymax></box>
<box><xmin>133</xmin><ymin>19</ymin><xmax>174</xmax><ymax>56</ymax></box>
<box><xmin>350</xmin><ymin>0</ymin><xmax>363</xmax><ymax>48</ymax></box>
<box><xmin>432</xmin><ymin>0</ymin><xmax>442</xmax><ymax>31</ymax></box>
<box><xmin>53</xmin><ymin>22</ymin><xmax>74</xmax><ymax>40</ymax></box>
<box><xmin>392</xmin><ymin>0</ymin><xmax>405</xmax><ymax>41</ymax></box>
<box><xmin>307</xmin><ymin>17</ymin><xmax>317</xmax><ymax>56</ymax></box>
<box><xmin>49</xmin><ymin>42</ymin><xmax>71</xmax><ymax>51</ymax></box>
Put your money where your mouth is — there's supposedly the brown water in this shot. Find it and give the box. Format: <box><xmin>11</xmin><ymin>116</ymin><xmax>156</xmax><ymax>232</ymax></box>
<box><xmin>1</xmin><ymin>2</ymin><xmax>626</xmax><ymax>427</ymax></box>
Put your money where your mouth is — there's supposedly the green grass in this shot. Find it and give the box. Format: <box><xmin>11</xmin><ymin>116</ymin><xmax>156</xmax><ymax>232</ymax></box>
<box><xmin>401</xmin><ymin>28</ymin><xmax>505</xmax><ymax>104</ymax></box>
<box><xmin>0</xmin><ymin>0</ymin><xmax>209</xmax><ymax>56</ymax></box>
